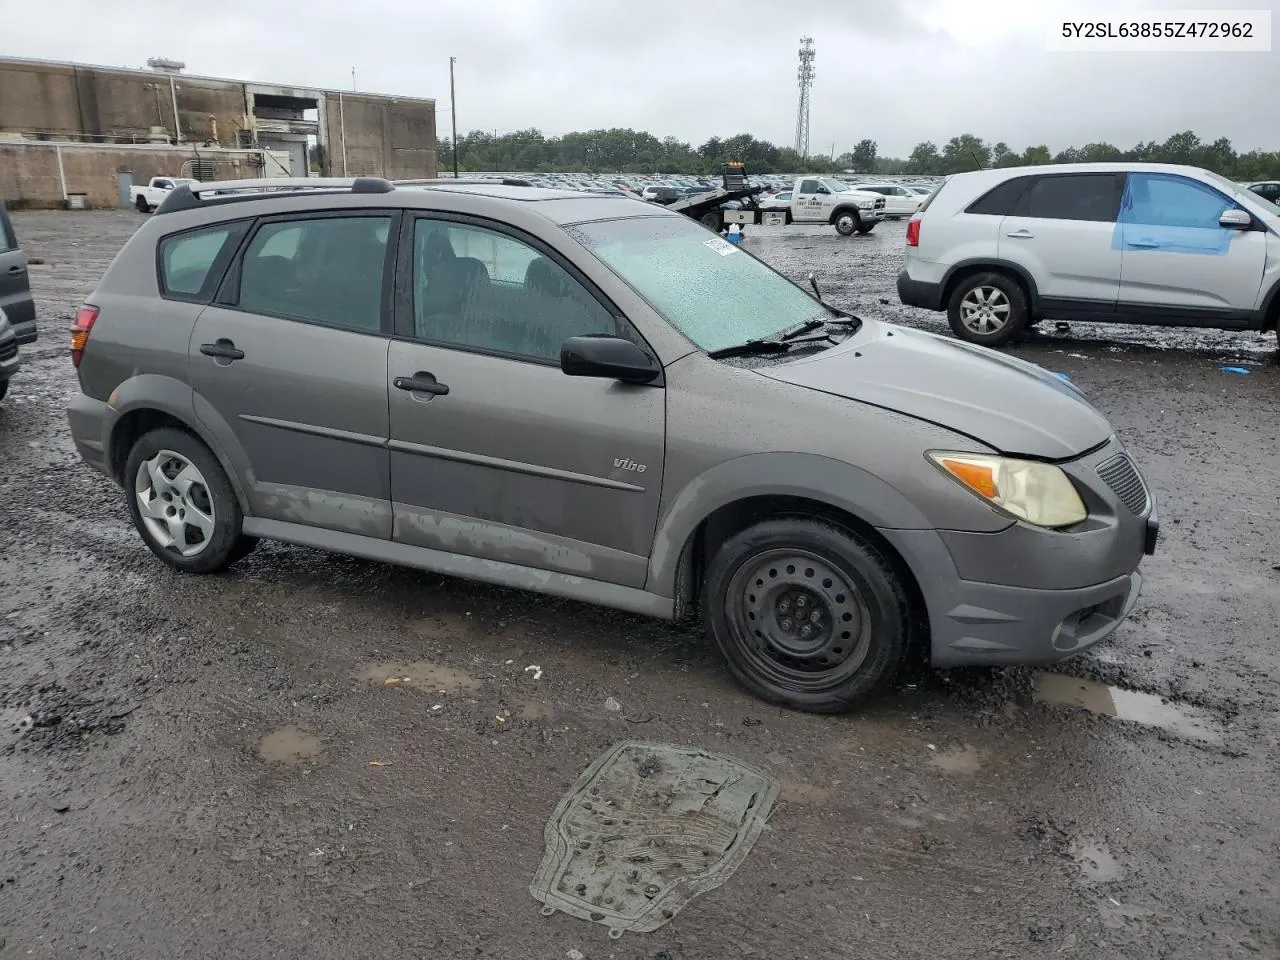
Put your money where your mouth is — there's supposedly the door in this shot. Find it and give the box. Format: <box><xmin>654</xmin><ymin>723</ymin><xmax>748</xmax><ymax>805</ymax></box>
<box><xmin>189</xmin><ymin>212</ymin><xmax>397</xmax><ymax>538</ymax></box>
<box><xmin>886</xmin><ymin>185</ymin><xmax>921</xmax><ymax>216</ymax></box>
<box><xmin>997</xmin><ymin>172</ymin><xmax>1125</xmax><ymax>311</ymax></box>
<box><xmin>1116</xmin><ymin>172</ymin><xmax>1267</xmax><ymax>323</ymax></box>
<box><xmin>117</xmin><ymin>172</ymin><xmax>133</xmax><ymax>209</ymax></box>
<box><xmin>387</xmin><ymin>216</ymin><xmax>666</xmax><ymax>587</ymax></box>
<box><xmin>0</xmin><ymin>202</ymin><xmax>35</xmax><ymax>341</ymax></box>
<box><xmin>792</xmin><ymin>178</ymin><xmax>831</xmax><ymax>222</ymax></box>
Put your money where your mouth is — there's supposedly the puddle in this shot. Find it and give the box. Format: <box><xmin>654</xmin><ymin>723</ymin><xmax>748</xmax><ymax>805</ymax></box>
<box><xmin>356</xmin><ymin>660</ymin><xmax>481</xmax><ymax>694</ymax></box>
<box><xmin>1034</xmin><ymin>673</ymin><xmax>1223</xmax><ymax>744</ymax></box>
<box><xmin>258</xmin><ymin>726</ymin><xmax>324</xmax><ymax>766</ymax></box>
<box><xmin>930</xmin><ymin>745</ymin><xmax>984</xmax><ymax>775</ymax></box>
<box><xmin>1070</xmin><ymin>840</ymin><xmax>1125</xmax><ymax>883</ymax></box>
<box><xmin>778</xmin><ymin>779</ymin><xmax>835</xmax><ymax>806</ymax></box>
<box><xmin>513</xmin><ymin>700</ymin><xmax>557</xmax><ymax>723</ymax></box>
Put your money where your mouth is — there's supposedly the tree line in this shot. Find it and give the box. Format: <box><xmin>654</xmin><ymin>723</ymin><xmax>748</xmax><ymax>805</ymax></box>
<box><xmin>437</xmin><ymin>128</ymin><xmax>1280</xmax><ymax>181</ymax></box>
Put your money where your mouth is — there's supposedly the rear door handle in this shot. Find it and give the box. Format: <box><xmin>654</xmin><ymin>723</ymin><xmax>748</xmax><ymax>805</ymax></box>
<box><xmin>6</xmin><ymin>264</ymin><xmax>24</xmax><ymax>274</ymax></box>
<box><xmin>199</xmin><ymin>339</ymin><xmax>245</xmax><ymax>361</ymax></box>
<box><xmin>1128</xmin><ymin>240</ymin><xmax>1160</xmax><ymax>249</ymax></box>
<box><xmin>1005</xmin><ymin>230</ymin><xmax>1034</xmax><ymax>239</ymax></box>
<box><xmin>394</xmin><ymin>372</ymin><xmax>449</xmax><ymax>396</ymax></box>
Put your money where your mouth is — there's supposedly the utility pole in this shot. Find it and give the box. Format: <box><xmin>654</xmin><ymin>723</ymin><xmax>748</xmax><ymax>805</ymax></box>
<box><xmin>351</xmin><ymin>67</ymin><xmax>356</xmax><ymax>90</ymax></box>
<box><xmin>449</xmin><ymin>56</ymin><xmax>459</xmax><ymax>179</ymax></box>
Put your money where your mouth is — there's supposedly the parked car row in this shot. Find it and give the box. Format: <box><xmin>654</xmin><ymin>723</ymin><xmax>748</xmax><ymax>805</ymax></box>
<box><xmin>0</xmin><ymin>199</ymin><xmax>36</xmax><ymax>401</ymax></box>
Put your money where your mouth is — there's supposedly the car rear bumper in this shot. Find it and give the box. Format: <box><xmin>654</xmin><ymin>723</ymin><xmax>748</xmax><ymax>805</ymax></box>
<box><xmin>896</xmin><ymin>269</ymin><xmax>943</xmax><ymax>311</ymax></box>
<box><xmin>67</xmin><ymin>391</ymin><xmax>114</xmax><ymax>478</ymax></box>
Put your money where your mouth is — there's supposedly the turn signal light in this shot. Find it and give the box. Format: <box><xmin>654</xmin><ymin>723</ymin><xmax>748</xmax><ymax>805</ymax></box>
<box><xmin>905</xmin><ymin>217</ymin><xmax>921</xmax><ymax>247</ymax></box>
<box><xmin>71</xmin><ymin>304</ymin><xmax>99</xmax><ymax>368</ymax></box>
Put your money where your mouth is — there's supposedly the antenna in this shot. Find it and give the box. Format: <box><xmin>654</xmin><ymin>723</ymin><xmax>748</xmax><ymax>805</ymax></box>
<box><xmin>794</xmin><ymin>37</ymin><xmax>815</xmax><ymax>158</ymax></box>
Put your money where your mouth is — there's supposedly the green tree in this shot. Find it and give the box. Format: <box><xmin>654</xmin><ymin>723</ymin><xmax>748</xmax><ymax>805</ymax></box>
<box><xmin>942</xmin><ymin>134</ymin><xmax>991</xmax><ymax>173</ymax></box>
<box><xmin>906</xmin><ymin>141</ymin><xmax>942</xmax><ymax>174</ymax></box>
<box><xmin>1078</xmin><ymin>142</ymin><xmax>1123</xmax><ymax>163</ymax></box>
<box><xmin>991</xmin><ymin>142</ymin><xmax>1013</xmax><ymax>166</ymax></box>
<box><xmin>850</xmin><ymin>139</ymin><xmax>878</xmax><ymax>173</ymax></box>
<box><xmin>1021</xmin><ymin>144</ymin><xmax>1053</xmax><ymax>165</ymax></box>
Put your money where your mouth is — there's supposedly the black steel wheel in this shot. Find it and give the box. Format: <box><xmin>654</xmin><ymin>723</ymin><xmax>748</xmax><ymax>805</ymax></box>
<box><xmin>135</xmin><ymin>195</ymin><xmax>150</xmax><ymax>213</ymax></box>
<box><xmin>702</xmin><ymin>518</ymin><xmax>909</xmax><ymax>713</ymax></box>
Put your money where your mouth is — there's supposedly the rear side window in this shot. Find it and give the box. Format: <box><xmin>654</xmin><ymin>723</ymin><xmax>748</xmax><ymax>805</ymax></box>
<box><xmin>1013</xmin><ymin>174</ymin><xmax>1121</xmax><ymax>222</ymax></box>
<box><xmin>799</xmin><ymin>180</ymin><xmax>821</xmax><ymax>193</ymax></box>
<box><xmin>965</xmin><ymin>176</ymin><xmax>1032</xmax><ymax>215</ymax></box>
<box><xmin>916</xmin><ymin>178</ymin><xmax>950</xmax><ymax>214</ymax></box>
<box><xmin>158</xmin><ymin>223</ymin><xmax>245</xmax><ymax>301</ymax></box>
<box><xmin>235</xmin><ymin>215</ymin><xmax>392</xmax><ymax>333</ymax></box>
<box><xmin>0</xmin><ymin>204</ymin><xmax>13</xmax><ymax>252</ymax></box>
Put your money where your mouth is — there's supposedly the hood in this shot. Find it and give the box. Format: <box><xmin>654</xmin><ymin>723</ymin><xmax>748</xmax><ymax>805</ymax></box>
<box><xmin>758</xmin><ymin>320</ymin><xmax>1112</xmax><ymax>460</ymax></box>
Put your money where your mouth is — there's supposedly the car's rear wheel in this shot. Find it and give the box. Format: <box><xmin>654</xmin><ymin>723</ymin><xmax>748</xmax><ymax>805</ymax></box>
<box><xmin>700</xmin><ymin>210</ymin><xmax>722</xmax><ymax>232</ymax></box>
<box><xmin>947</xmin><ymin>272</ymin><xmax>1028</xmax><ymax>347</ymax></box>
<box><xmin>0</xmin><ymin>379</ymin><xmax>8</xmax><ymax>401</ymax></box>
<box><xmin>834</xmin><ymin>211</ymin><xmax>859</xmax><ymax>236</ymax></box>
<box><xmin>135</xmin><ymin>195</ymin><xmax>149</xmax><ymax>213</ymax></box>
<box><xmin>124</xmin><ymin>427</ymin><xmax>257</xmax><ymax>574</ymax></box>
<box><xmin>784</xmin><ymin>210</ymin><xmax>793</xmax><ymax>225</ymax></box>
<box><xmin>702</xmin><ymin>518</ymin><xmax>909</xmax><ymax>713</ymax></box>
<box><xmin>856</xmin><ymin>222</ymin><xmax>877</xmax><ymax>235</ymax></box>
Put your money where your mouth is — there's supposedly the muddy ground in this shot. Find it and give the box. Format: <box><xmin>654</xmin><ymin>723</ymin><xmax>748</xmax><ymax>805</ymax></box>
<box><xmin>1</xmin><ymin>210</ymin><xmax>1278</xmax><ymax>960</ymax></box>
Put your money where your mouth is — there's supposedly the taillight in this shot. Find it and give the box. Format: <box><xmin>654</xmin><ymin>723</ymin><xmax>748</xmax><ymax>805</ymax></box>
<box><xmin>71</xmin><ymin>304</ymin><xmax>99</xmax><ymax>368</ymax></box>
<box><xmin>905</xmin><ymin>217</ymin><xmax>921</xmax><ymax>247</ymax></box>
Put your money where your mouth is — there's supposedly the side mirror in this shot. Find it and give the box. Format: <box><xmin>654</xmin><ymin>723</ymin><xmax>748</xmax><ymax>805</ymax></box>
<box><xmin>561</xmin><ymin>335</ymin><xmax>660</xmax><ymax>384</ymax></box>
<box><xmin>1220</xmin><ymin>208</ymin><xmax>1252</xmax><ymax>229</ymax></box>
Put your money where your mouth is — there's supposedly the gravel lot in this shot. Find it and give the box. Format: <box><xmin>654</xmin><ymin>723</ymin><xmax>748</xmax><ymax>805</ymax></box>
<box><xmin>1</xmin><ymin>209</ymin><xmax>1278</xmax><ymax>960</ymax></box>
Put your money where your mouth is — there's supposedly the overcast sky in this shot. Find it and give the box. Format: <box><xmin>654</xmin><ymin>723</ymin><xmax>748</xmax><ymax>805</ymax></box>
<box><xmin>4</xmin><ymin>0</ymin><xmax>1276</xmax><ymax>157</ymax></box>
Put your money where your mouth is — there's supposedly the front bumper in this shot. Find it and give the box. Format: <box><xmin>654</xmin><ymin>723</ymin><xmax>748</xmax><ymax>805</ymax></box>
<box><xmin>0</xmin><ymin>337</ymin><xmax>19</xmax><ymax>382</ymax></box>
<box><xmin>897</xmin><ymin>269</ymin><xmax>943</xmax><ymax>310</ymax></box>
<box><xmin>10</xmin><ymin>318</ymin><xmax>36</xmax><ymax>345</ymax></box>
<box><xmin>882</xmin><ymin>439</ymin><xmax>1157</xmax><ymax>667</ymax></box>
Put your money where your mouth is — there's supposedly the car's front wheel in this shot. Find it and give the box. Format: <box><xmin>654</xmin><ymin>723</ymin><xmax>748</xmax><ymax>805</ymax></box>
<box><xmin>833</xmin><ymin>211</ymin><xmax>860</xmax><ymax>236</ymax></box>
<box><xmin>702</xmin><ymin>518</ymin><xmax>910</xmax><ymax>713</ymax></box>
<box><xmin>856</xmin><ymin>222</ymin><xmax>877</xmax><ymax>235</ymax></box>
<box><xmin>946</xmin><ymin>272</ymin><xmax>1028</xmax><ymax>347</ymax></box>
<box><xmin>124</xmin><ymin>427</ymin><xmax>257</xmax><ymax>573</ymax></box>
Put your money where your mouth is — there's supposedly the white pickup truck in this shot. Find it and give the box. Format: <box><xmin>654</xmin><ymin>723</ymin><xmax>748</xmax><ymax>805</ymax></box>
<box><xmin>786</xmin><ymin>176</ymin><xmax>887</xmax><ymax>235</ymax></box>
<box><xmin>130</xmin><ymin>177</ymin><xmax>197</xmax><ymax>213</ymax></box>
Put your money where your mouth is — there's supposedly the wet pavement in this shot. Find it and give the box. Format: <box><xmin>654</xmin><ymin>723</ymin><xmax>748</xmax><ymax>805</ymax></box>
<box><xmin>1</xmin><ymin>211</ymin><xmax>1279</xmax><ymax>959</ymax></box>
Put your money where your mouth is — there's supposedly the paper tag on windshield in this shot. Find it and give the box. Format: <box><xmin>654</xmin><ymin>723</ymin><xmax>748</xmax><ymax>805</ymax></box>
<box><xmin>703</xmin><ymin>236</ymin><xmax>738</xmax><ymax>256</ymax></box>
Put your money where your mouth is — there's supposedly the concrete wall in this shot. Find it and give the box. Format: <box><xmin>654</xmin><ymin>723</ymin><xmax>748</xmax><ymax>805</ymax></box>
<box><xmin>0</xmin><ymin>60</ymin><xmax>247</xmax><ymax>145</ymax></box>
<box><xmin>322</xmin><ymin>95</ymin><xmax>437</xmax><ymax>179</ymax></box>
<box><xmin>0</xmin><ymin>142</ymin><xmax>269</xmax><ymax>209</ymax></box>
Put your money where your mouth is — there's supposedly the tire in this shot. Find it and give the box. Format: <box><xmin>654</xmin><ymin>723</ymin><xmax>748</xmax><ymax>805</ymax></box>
<box><xmin>123</xmin><ymin>426</ymin><xmax>257</xmax><ymax>574</ymax></box>
<box><xmin>856</xmin><ymin>223</ymin><xmax>877</xmax><ymax>235</ymax></box>
<box><xmin>700</xmin><ymin>210</ymin><xmax>722</xmax><ymax>232</ymax></box>
<box><xmin>702</xmin><ymin>518</ymin><xmax>910</xmax><ymax>713</ymax></box>
<box><xmin>784</xmin><ymin>210</ymin><xmax>793</xmax><ymax>225</ymax></box>
<box><xmin>0</xmin><ymin>379</ymin><xmax>8</xmax><ymax>402</ymax></box>
<box><xmin>135</xmin><ymin>195</ymin><xmax>150</xmax><ymax>213</ymax></box>
<box><xmin>833</xmin><ymin>210</ymin><xmax>860</xmax><ymax>237</ymax></box>
<box><xmin>946</xmin><ymin>271</ymin><xmax>1028</xmax><ymax>347</ymax></box>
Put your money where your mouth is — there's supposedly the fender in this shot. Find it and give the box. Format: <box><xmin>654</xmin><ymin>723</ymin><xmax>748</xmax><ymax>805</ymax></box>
<box><xmin>1258</xmin><ymin>275</ymin><xmax>1280</xmax><ymax>330</ymax></box>
<box><xmin>105</xmin><ymin>373</ymin><xmax>253</xmax><ymax>514</ymax></box>
<box><xmin>645</xmin><ymin>452</ymin><xmax>935</xmax><ymax>597</ymax></box>
<box><xmin>939</xmin><ymin>258</ymin><xmax>1042</xmax><ymax>312</ymax></box>
<box><xmin>827</xmin><ymin>204</ymin><xmax>863</xmax><ymax>225</ymax></box>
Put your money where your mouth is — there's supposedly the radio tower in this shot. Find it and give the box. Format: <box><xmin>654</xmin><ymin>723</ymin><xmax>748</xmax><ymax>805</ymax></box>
<box><xmin>794</xmin><ymin>37</ymin><xmax>815</xmax><ymax>158</ymax></box>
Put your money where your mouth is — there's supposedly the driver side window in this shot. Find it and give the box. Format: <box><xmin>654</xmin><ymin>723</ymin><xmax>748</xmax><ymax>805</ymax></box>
<box><xmin>412</xmin><ymin>219</ymin><xmax>618</xmax><ymax>362</ymax></box>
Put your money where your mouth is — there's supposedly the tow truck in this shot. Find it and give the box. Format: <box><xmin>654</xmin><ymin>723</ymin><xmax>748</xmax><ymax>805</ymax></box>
<box><xmin>665</xmin><ymin>163</ymin><xmax>887</xmax><ymax>236</ymax></box>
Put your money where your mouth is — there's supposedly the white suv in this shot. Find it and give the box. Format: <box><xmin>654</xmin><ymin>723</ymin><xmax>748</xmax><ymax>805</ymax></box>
<box><xmin>897</xmin><ymin>162</ymin><xmax>1280</xmax><ymax>348</ymax></box>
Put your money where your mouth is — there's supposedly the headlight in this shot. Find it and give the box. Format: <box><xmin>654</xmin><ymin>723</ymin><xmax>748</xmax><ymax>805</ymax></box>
<box><xmin>856</xmin><ymin>199</ymin><xmax>874</xmax><ymax>209</ymax></box>
<box><xmin>926</xmin><ymin>451</ymin><xmax>1087</xmax><ymax>528</ymax></box>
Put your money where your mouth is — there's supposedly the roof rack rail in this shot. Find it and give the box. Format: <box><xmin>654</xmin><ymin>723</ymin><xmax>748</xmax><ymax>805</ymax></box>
<box><xmin>394</xmin><ymin>177</ymin><xmax>534</xmax><ymax>188</ymax></box>
<box><xmin>156</xmin><ymin>177</ymin><xmax>395</xmax><ymax>214</ymax></box>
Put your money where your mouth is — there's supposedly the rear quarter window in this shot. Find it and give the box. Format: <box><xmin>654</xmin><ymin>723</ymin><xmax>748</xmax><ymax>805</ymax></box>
<box><xmin>964</xmin><ymin>176</ymin><xmax>1033</xmax><ymax>216</ymax></box>
<box><xmin>916</xmin><ymin>178</ymin><xmax>950</xmax><ymax>214</ymax></box>
<box><xmin>158</xmin><ymin>222</ymin><xmax>248</xmax><ymax>302</ymax></box>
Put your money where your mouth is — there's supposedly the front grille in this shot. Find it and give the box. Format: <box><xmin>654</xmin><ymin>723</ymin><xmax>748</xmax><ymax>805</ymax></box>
<box><xmin>1097</xmin><ymin>453</ymin><xmax>1150</xmax><ymax>515</ymax></box>
<box><xmin>0</xmin><ymin>339</ymin><xmax>17</xmax><ymax>362</ymax></box>
<box><xmin>873</xmin><ymin>198</ymin><xmax>886</xmax><ymax>209</ymax></box>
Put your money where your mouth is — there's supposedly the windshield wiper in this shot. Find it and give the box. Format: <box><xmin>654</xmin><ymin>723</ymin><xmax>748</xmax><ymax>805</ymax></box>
<box><xmin>707</xmin><ymin>314</ymin><xmax>861</xmax><ymax>360</ymax></box>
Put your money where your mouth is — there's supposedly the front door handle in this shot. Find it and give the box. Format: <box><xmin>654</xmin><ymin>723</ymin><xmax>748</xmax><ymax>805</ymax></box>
<box><xmin>7</xmin><ymin>264</ymin><xmax>25</xmax><ymax>274</ymax></box>
<box><xmin>1128</xmin><ymin>239</ymin><xmax>1160</xmax><ymax>249</ymax></box>
<box><xmin>394</xmin><ymin>372</ymin><xmax>449</xmax><ymax>396</ymax></box>
<box><xmin>1005</xmin><ymin>229</ymin><xmax>1035</xmax><ymax>239</ymax></box>
<box><xmin>199</xmin><ymin>339</ymin><xmax>245</xmax><ymax>361</ymax></box>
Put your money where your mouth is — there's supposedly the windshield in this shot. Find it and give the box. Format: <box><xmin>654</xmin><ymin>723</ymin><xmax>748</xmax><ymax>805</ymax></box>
<box><xmin>569</xmin><ymin>215</ymin><xmax>827</xmax><ymax>353</ymax></box>
<box><xmin>1201</xmin><ymin>170</ymin><xmax>1280</xmax><ymax>216</ymax></box>
<box><xmin>824</xmin><ymin>178</ymin><xmax>858</xmax><ymax>192</ymax></box>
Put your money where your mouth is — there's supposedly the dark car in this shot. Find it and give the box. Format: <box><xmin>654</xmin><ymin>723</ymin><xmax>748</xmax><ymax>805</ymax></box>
<box><xmin>0</xmin><ymin>201</ymin><xmax>37</xmax><ymax>346</ymax></box>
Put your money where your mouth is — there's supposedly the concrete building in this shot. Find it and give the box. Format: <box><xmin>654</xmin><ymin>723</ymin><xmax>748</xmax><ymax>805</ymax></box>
<box><xmin>0</xmin><ymin>56</ymin><xmax>437</xmax><ymax>208</ymax></box>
